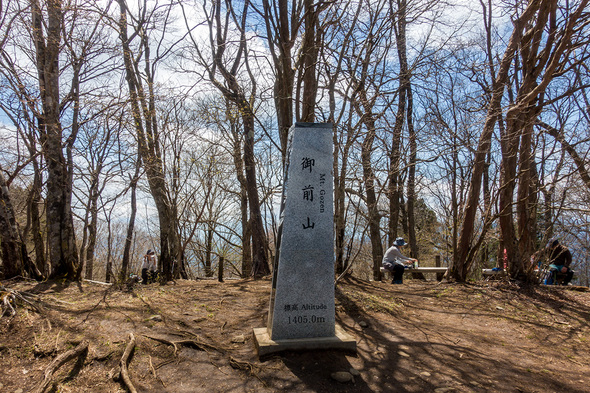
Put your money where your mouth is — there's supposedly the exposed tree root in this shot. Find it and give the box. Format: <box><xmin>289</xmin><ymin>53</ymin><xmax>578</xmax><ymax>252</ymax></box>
<box><xmin>119</xmin><ymin>333</ymin><xmax>138</xmax><ymax>393</ymax></box>
<box><xmin>144</xmin><ymin>332</ymin><xmax>265</xmax><ymax>385</ymax></box>
<box><xmin>143</xmin><ymin>333</ymin><xmax>221</xmax><ymax>356</ymax></box>
<box><xmin>34</xmin><ymin>339</ymin><xmax>89</xmax><ymax>393</ymax></box>
<box><xmin>1</xmin><ymin>285</ymin><xmax>43</xmax><ymax>317</ymax></box>
<box><xmin>229</xmin><ymin>356</ymin><xmax>259</xmax><ymax>373</ymax></box>
<box><xmin>229</xmin><ymin>356</ymin><xmax>266</xmax><ymax>386</ymax></box>
<box><xmin>1</xmin><ymin>290</ymin><xmax>16</xmax><ymax>317</ymax></box>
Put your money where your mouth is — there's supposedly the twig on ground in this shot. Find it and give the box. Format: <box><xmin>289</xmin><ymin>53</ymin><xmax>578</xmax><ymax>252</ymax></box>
<box><xmin>149</xmin><ymin>355</ymin><xmax>166</xmax><ymax>387</ymax></box>
<box><xmin>119</xmin><ymin>333</ymin><xmax>137</xmax><ymax>393</ymax></box>
<box><xmin>34</xmin><ymin>340</ymin><xmax>89</xmax><ymax>393</ymax></box>
<box><xmin>54</xmin><ymin>329</ymin><xmax>62</xmax><ymax>354</ymax></box>
<box><xmin>81</xmin><ymin>287</ymin><xmax>112</xmax><ymax>324</ymax></box>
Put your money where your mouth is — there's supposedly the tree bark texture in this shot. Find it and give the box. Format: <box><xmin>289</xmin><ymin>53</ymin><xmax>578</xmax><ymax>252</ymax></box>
<box><xmin>261</xmin><ymin>0</ymin><xmax>299</xmax><ymax>161</ymax></box>
<box><xmin>0</xmin><ymin>168</ymin><xmax>43</xmax><ymax>280</ymax></box>
<box><xmin>120</xmin><ymin>161</ymin><xmax>141</xmax><ymax>283</ymax></box>
<box><xmin>0</xmin><ymin>169</ymin><xmax>24</xmax><ymax>278</ymax></box>
<box><xmin>299</xmin><ymin>0</ymin><xmax>319</xmax><ymax>122</ymax></box>
<box><xmin>406</xmin><ymin>85</ymin><xmax>418</xmax><ymax>259</ymax></box>
<box><xmin>389</xmin><ymin>0</ymin><xmax>408</xmax><ymax>247</ymax></box>
<box><xmin>32</xmin><ymin>0</ymin><xmax>79</xmax><ymax>280</ymax></box>
<box><xmin>205</xmin><ymin>227</ymin><xmax>213</xmax><ymax>277</ymax></box>
<box><xmin>230</xmin><ymin>120</ymin><xmax>252</xmax><ymax>277</ymax></box>
<box><xmin>361</xmin><ymin>122</ymin><xmax>384</xmax><ymax>281</ymax></box>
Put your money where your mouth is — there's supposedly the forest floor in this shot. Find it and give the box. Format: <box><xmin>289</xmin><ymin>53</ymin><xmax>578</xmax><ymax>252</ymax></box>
<box><xmin>1</xmin><ymin>275</ymin><xmax>589</xmax><ymax>393</ymax></box>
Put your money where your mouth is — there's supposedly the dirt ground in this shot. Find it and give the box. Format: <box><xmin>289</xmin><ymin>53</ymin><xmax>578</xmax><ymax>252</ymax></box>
<box><xmin>1</xmin><ymin>275</ymin><xmax>589</xmax><ymax>393</ymax></box>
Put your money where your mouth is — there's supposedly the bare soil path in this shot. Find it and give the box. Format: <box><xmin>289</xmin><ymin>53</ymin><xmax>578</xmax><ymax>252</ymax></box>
<box><xmin>1</xmin><ymin>276</ymin><xmax>589</xmax><ymax>392</ymax></box>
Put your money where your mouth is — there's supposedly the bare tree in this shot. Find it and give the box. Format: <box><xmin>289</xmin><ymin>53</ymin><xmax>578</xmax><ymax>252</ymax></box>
<box><xmin>320</xmin><ymin>0</ymin><xmax>362</xmax><ymax>275</ymax></box>
<box><xmin>116</xmin><ymin>0</ymin><xmax>183</xmax><ymax>282</ymax></box>
<box><xmin>455</xmin><ymin>0</ymin><xmax>589</xmax><ymax>281</ymax></box>
<box><xmin>258</xmin><ymin>0</ymin><xmax>303</xmax><ymax>160</ymax></box>
<box><xmin>0</xmin><ymin>165</ymin><xmax>43</xmax><ymax>279</ymax></box>
<box><xmin>31</xmin><ymin>0</ymin><xmax>81</xmax><ymax>279</ymax></box>
<box><xmin>348</xmin><ymin>0</ymin><xmax>396</xmax><ymax>280</ymax></box>
<box><xmin>181</xmin><ymin>0</ymin><xmax>270</xmax><ymax>277</ymax></box>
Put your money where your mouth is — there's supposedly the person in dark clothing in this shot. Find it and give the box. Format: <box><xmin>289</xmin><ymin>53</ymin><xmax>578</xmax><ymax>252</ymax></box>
<box><xmin>141</xmin><ymin>249</ymin><xmax>157</xmax><ymax>285</ymax></box>
<box><xmin>546</xmin><ymin>239</ymin><xmax>574</xmax><ymax>285</ymax></box>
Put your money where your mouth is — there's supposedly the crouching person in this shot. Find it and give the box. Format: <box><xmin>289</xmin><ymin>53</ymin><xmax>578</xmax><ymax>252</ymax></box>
<box><xmin>546</xmin><ymin>239</ymin><xmax>574</xmax><ymax>285</ymax></box>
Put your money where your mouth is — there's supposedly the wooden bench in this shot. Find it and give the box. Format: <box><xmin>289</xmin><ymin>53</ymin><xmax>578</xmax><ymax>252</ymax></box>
<box><xmin>482</xmin><ymin>269</ymin><xmax>507</xmax><ymax>279</ymax></box>
<box><xmin>380</xmin><ymin>266</ymin><xmax>448</xmax><ymax>281</ymax></box>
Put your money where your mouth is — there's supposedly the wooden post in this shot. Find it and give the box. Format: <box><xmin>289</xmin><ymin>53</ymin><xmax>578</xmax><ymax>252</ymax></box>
<box><xmin>218</xmin><ymin>256</ymin><xmax>224</xmax><ymax>282</ymax></box>
<box><xmin>436</xmin><ymin>255</ymin><xmax>443</xmax><ymax>281</ymax></box>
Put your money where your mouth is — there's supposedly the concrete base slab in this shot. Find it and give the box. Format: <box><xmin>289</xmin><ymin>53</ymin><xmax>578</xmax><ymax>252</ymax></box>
<box><xmin>252</xmin><ymin>324</ymin><xmax>356</xmax><ymax>357</ymax></box>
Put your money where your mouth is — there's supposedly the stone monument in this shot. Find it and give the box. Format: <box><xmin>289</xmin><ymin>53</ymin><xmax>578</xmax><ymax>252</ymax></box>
<box><xmin>253</xmin><ymin>122</ymin><xmax>356</xmax><ymax>356</ymax></box>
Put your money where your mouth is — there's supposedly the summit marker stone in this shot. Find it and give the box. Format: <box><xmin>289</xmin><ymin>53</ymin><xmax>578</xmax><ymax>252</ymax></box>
<box><xmin>253</xmin><ymin>122</ymin><xmax>356</xmax><ymax>356</ymax></box>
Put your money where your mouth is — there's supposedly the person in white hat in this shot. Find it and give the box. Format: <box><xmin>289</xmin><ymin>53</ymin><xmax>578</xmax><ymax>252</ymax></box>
<box><xmin>382</xmin><ymin>238</ymin><xmax>418</xmax><ymax>284</ymax></box>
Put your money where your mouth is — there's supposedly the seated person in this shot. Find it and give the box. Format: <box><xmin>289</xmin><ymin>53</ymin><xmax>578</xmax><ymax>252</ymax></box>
<box><xmin>382</xmin><ymin>237</ymin><xmax>418</xmax><ymax>285</ymax></box>
<box><xmin>545</xmin><ymin>239</ymin><xmax>574</xmax><ymax>285</ymax></box>
<box><xmin>141</xmin><ymin>249</ymin><xmax>157</xmax><ymax>284</ymax></box>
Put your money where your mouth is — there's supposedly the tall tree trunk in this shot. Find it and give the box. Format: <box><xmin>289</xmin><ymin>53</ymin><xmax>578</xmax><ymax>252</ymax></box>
<box><xmin>105</xmin><ymin>208</ymin><xmax>114</xmax><ymax>282</ymax></box>
<box><xmin>479</xmin><ymin>0</ymin><xmax>495</xmax><ymax>272</ymax></box>
<box><xmin>28</xmin><ymin>157</ymin><xmax>46</xmax><ymax>276</ymax></box>
<box><xmin>333</xmin><ymin>123</ymin><xmax>354</xmax><ymax>275</ymax></box>
<box><xmin>324</xmin><ymin>1</ymin><xmax>361</xmax><ymax>275</ymax></box>
<box><xmin>360</xmin><ymin>117</ymin><xmax>383</xmax><ymax>281</ymax></box>
<box><xmin>406</xmin><ymin>83</ymin><xmax>418</xmax><ymax>259</ymax></box>
<box><xmin>120</xmin><ymin>161</ymin><xmax>141</xmax><ymax>283</ymax></box>
<box><xmin>243</xmin><ymin>112</ymin><xmax>271</xmax><ymax>277</ymax></box>
<box><xmin>231</xmin><ymin>123</ymin><xmax>252</xmax><ymax>277</ymax></box>
<box><xmin>261</xmin><ymin>0</ymin><xmax>298</xmax><ymax>162</ymax></box>
<box><xmin>299</xmin><ymin>0</ymin><xmax>319</xmax><ymax>122</ymax></box>
<box><xmin>82</xmin><ymin>174</ymin><xmax>100</xmax><ymax>280</ymax></box>
<box><xmin>389</xmin><ymin>90</ymin><xmax>404</xmax><ymax>246</ymax></box>
<box><xmin>389</xmin><ymin>0</ymin><xmax>408</xmax><ymax>247</ymax></box>
<box><xmin>218</xmin><ymin>256</ymin><xmax>224</xmax><ymax>282</ymax></box>
<box><xmin>32</xmin><ymin>0</ymin><xmax>79</xmax><ymax>280</ymax></box>
<box><xmin>0</xmin><ymin>169</ymin><xmax>24</xmax><ymax>278</ymax></box>
<box><xmin>207</xmin><ymin>0</ymin><xmax>269</xmax><ymax>277</ymax></box>
<box><xmin>0</xmin><ymin>164</ymin><xmax>44</xmax><ymax>280</ymax></box>
<box><xmin>205</xmin><ymin>226</ymin><xmax>213</xmax><ymax>277</ymax></box>
<box><xmin>498</xmin><ymin>106</ymin><xmax>521</xmax><ymax>277</ymax></box>
<box><xmin>516</xmin><ymin>115</ymin><xmax>538</xmax><ymax>275</ymax></box>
